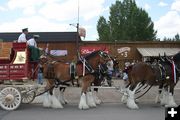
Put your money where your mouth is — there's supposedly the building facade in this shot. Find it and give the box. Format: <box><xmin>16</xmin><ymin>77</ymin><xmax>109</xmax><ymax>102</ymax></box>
<box><xmin>1</xmin><ymin>32</ymin><xmax>180</xmax><ymax>69</ymax></box>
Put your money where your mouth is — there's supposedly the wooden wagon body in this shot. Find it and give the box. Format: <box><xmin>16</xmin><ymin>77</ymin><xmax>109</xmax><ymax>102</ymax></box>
<box><xmin>0</xmin><ymin>42</ymin><xmax>39</xmax><ymax>110</ymax></box>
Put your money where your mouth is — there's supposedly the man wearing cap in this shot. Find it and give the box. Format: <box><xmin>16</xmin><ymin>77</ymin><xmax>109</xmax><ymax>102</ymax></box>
<box><xmin>27</xmin><ymin>35</ymin><xmax>40</xmax><ymax>48</ymax></box>
<box><xmin>18</xmin><ymin>28</ymin><xmax>28</xmax><ymax>42</ymax></box>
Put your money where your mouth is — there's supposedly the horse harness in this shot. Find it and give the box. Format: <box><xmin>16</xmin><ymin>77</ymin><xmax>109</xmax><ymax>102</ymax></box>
<box><xmin>151</xmin><ymin>63</ymin><xmax>168</xmax><ymax>80</ymax></box>
<box><xmin>44</xmin><ymin>51</ymin><xmax>109</xmax><ymax>87</ymax></box>
<box><xmin>45</xmin><ymin>57</ymin><xmax>98</xmax><ymax>87</ymax></box>
<box><xmin>151</xmin><ymin>60</ymin><xmax>179</xmax><ymax>83</ymax></box>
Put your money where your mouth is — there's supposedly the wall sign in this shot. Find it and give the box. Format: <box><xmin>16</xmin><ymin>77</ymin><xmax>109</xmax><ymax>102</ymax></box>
<box><xmin>50</xmin><ymin>50</ymin><xmax>68</xmax><ymax>56</ymax></box>
<box><xmin>117</xmin><ymin>47</ymin><xmax>131</xmax><ymax>58</ymax></box>
<box><xmin>80</xmin><ymin>46</ymin><xmax>109</xmax><ymax>55</ymax></box>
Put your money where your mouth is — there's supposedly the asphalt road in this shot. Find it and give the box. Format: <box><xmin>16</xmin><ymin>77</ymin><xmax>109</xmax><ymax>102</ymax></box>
<box><xmin>0</xmin><ymin>103</ymin><xmax>165</xmax><ymax>120</ymax></box>
<box><xmin>1</xmin><ymin>79</ymin><xmax>179</xmax><ymax>120</ymax></box>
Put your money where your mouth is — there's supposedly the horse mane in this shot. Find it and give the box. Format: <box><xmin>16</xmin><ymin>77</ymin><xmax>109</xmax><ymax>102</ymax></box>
<box><xmin>76</xmin><ymin>50</ymin><xmax>101</xmax><ymax>64</ymax></box>
<box><xmin>173</xmin><ymin>52</ymin><xmax>180</xmax><ymax>62</ymax></box>
<box><xmin>83</xmin><ymin>50</ymin><xmax>101</xmax><ymax>60</ymax></box>
<box><xmin>158</xmin><ymin>54</ymin><xmax>171</xmax><ymax>65</ymax></box>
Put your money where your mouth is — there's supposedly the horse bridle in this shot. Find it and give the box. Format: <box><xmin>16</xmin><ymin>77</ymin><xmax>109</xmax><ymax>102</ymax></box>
<box><xmin>79</xmin><ymin>51</ymin><xmax>109</xmax><ymax>74</ymax></box>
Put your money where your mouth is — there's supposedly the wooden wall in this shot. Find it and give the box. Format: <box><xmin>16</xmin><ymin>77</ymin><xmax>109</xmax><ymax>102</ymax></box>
<box><xmin>38</xmin><ymin>41</ymin><xmax>180</xmax><ymax>69</ymax></box>
<box><xmin>38</xmin><ymin>42</ymin><xmax>77</xmax><ymax>62</ymax></box>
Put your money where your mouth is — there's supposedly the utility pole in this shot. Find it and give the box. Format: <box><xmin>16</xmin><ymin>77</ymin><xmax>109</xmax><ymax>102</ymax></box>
<box><xmin>76</xmin><ymin>0</ymin><xmax>80</xmax><ymax>59</ymax></box>
<box><xmin>70</xmin><ymin>0</ymin><xmax>80</xmax><ymax>60</ymax></box>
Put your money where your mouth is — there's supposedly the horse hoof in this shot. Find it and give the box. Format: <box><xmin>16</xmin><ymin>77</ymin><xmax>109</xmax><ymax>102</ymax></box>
<box><xmin>127</xmin><ymin>101</ymin><xmax>139</xmax><ymax>109</ymax></box>
<box><xmin>88</xmin><ymin>103</ymin><xmax>96</xmax><ymax>108</ymax></box>
<box><xmin>121</xmin><ymin>95</ymin><xmax>128</xmax><ymax>104</ymax></box>
<box><xmin>61</xmin><ymin>100</ymin><xmax>68</xmax><ymax>105</ymax></box>
<box><xmin>127</xmin><ymin>104</ymin><xmax>139</xmax><ymax>110</ymax></box>
<box><xmin>51</xmin><ymin>105</ymin><xmax>64</xmax><ymax>109</ymax></box>
<box><xmin>165</xmin><ymin>103</ymin><xmax>178</xmax><ymax>108</ymax></box>
<box><xmin>95</xmin><ymin>100</ymin><xmax>101</xmax><ymax>105</ymax></box>
<box><xmin>135</xmin><ymin>99</ymin><xmax>139</xmax><ymax>103</ymax></box>
<box><xmin>79</xmin><ymin>104</ymin><xmax>89</xmax><ymax>110</ymax></box>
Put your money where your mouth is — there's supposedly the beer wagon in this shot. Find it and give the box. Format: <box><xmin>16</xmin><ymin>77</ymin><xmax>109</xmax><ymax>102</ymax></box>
<box><xmin>0</xmin><ymin>42</ymin><xmax>39</xmax><ymax>110</ymax></box>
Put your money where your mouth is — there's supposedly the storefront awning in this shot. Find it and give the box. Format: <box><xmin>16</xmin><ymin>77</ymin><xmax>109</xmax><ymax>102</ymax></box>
<box><xmin>137</xmin><ymin>48</ymin><xmax>180</xmax><ymax>57</ymax></box>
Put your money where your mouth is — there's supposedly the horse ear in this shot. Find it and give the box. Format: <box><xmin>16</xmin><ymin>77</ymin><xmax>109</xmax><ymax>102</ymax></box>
<box><xmin>102</xmin><ymin>47</ymin><xmax>106</xmax><ymax>52</ymax></box>
<box><xmin>164</xmin><ymin>52</ymin><xmax>167</xmax><ymax>57</ymax></box>
<box><xmin>159</xmin><ymin>53</ymin><xmax>162</xmax><ymax>60</ymax></box>
<box><xmin>159</xmin><ymin>53</ymin><xmax>164</xmax><ymax>62</ymax></box>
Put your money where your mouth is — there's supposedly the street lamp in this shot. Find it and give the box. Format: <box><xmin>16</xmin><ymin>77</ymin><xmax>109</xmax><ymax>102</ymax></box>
<box><xmin>69</xmin><ymin>0</ymin><xmax>80</xmax><ymax>60</ymax></box>
<box><xmin>69</xmin><ymin>23</ymin><xmax>79</xmax><ymax>59</ymax></box>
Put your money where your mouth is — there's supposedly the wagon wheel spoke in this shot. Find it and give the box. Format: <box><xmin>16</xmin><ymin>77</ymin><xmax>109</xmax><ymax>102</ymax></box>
<box><xmin>21</xmin><ymin>91</ymin><xmax>36</xmax><ymax>104</ymax></box>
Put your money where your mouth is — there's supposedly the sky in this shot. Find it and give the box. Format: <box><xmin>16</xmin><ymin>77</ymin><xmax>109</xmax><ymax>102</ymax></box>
<box><xmin>0</xmin><ymin>0</ymin><xmax>180</xmax><ymax>41</ymax></box>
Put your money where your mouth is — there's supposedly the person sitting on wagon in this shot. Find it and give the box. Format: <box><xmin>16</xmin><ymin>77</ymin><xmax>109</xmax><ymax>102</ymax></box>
<box><xmin>27</xmin><ymin>35</ymin><xmax>40</xmax><ymax>48</ymax></box>
<box><xmin>27</xmin><ymin>35</ymin><xmax>41</xmax><ymax>80</ymax></box>
<box><xmin>18</xmin><ymin>28</ymin><xmax>28</xmax><ymax>43</ymax></box>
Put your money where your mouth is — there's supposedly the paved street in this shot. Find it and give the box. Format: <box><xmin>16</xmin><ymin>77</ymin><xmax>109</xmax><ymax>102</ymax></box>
<box><xmin>0</xmin><ymin>80</ymin><xmax>180</xmax><ymax>120</ymax></box>
<box><xmin>0</xmin><ymin>103</ymin><xmax>165</xmax><ymax>120</ymax></box>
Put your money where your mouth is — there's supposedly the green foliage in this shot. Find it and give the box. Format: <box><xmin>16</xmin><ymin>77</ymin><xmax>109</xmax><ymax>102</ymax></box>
<box><xmin>175</xmin><ymin>33</ymin><xmax>180</xmax><ymax>41</ymax></box>
<box><xmin>97</xmin><ymin>16</ymin><xmax>110</xmax><ymax>41</ymax></box>
<box><xmin>97</xmin><ymin>0</ymin><xmax>157</xmax><ymax>41</ymax></box>
<box><xmin>163</xmin><ymin>33</ymin><xmax>180</xmax><ymax>41</ymax></box>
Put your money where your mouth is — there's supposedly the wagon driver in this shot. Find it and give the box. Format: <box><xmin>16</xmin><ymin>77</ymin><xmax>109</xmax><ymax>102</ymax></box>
<box><xmin>18</xmin><ymin>28</ymin><xmax>28</xmax><ymax>43</ymax></box>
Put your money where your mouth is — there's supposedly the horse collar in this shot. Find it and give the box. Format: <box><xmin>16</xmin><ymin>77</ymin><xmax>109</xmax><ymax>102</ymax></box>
<box><xmin>79</xmin><ymin>56</ymin><xmax>95</xmax><ymax>74</ymax></box>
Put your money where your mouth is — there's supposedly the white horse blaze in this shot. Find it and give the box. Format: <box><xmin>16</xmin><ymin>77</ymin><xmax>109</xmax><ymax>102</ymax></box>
<box><xmin>79</xmin><ymin>93</ymin><xmax>89</xmax><ymax>110</ymax></box>
<box><xmin>87</xmin><ymin>92</ymin><xmax>96</xmax><ymax>107</ymax></box>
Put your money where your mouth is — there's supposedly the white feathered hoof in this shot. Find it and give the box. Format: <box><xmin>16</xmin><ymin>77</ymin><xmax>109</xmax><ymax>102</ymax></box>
<box><xmin>165</xmin><ymin>93</ymin><xmax>178</xmax><ymax>108</ymax></box>
<box><xmin>43</xmin><ymin>93</ymin><xmax>51</xmax><ymax>108</ymax></box>
<box><xmin>126</xmin><ymin>88</ymin><xmax>139</xmax><ymax>110</ymax></box>
<box><xmin>93</xmin><ymin>92</ymin><xmax>101</xmax><ymax>105</ymax></box>
<box><xmin>87</xmin><ymin>92</ymin><xmax>96</xmax><ymax>108</ymax></box>
<box><xmin>121</xmin><ymin>93</ymin><xmax>128</xmax><ymax>104</ymax></box>
<box><xmin>160</xmin><ymin>90</ymin><xmax>169</xmax><ymax>106</ymax></box>
<box><xmin>155</xmin><ymin>94</ymin><xmax>161</xmax><ymax>104</ymax></box>
<box><xmin>94</xmin><ymin>96</ymin><xmax>101</xmax><ymax>105</ymax></box>
<box><xmin>127</xmin><ymin>98</ymin><xmax>139</xmax><ymax>109</ymax></box>
<box><xmin>58</xmin><ymin>92</ymin><xmax>68</xmax><ymax>105</ymax></box>
<box><xmin>51</xmin><ymin>95</ymin><xmax>63</xmax><ymax>109</ymax></box>
<box><xmin>78</xmin><ymin>93</ymin><xmax>89</xmax><ymax>110</ymax></box>
<box><xmin>135</xmin><ymin>99</ymin><xmax>139</xmax><ymax>103</ymax></box>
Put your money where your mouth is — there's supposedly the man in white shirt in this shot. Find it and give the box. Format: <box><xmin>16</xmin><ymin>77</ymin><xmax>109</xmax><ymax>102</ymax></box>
<box><xmin>18</xmin><ymin>28</ymin><xmax>28</xmax><ymax>42</ymax></box>
<box><xmin>27</xmin><ymin>35</ymin><xmax>40</xmax><ymax>48</ymax></box>
<box><xmin>107</xmin><ymin>59</ymin><xmax>114</xmax><ymax>71</ymax></box>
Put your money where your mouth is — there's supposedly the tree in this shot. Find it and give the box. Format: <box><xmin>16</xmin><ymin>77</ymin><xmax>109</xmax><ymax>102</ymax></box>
<box><xmin>174</xmin><ymin>33</ymin><xmax>180</xmax><ymax>41</ymax></box>
<box><xmin>97</xmin><ymin>0</ymin><xmax>157</xmax><ymax>41</ymax></box>
<box><xmin>97</xmin><ymin>16</ymin><xmax>110</xmax><ymax>41</ymax></box>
